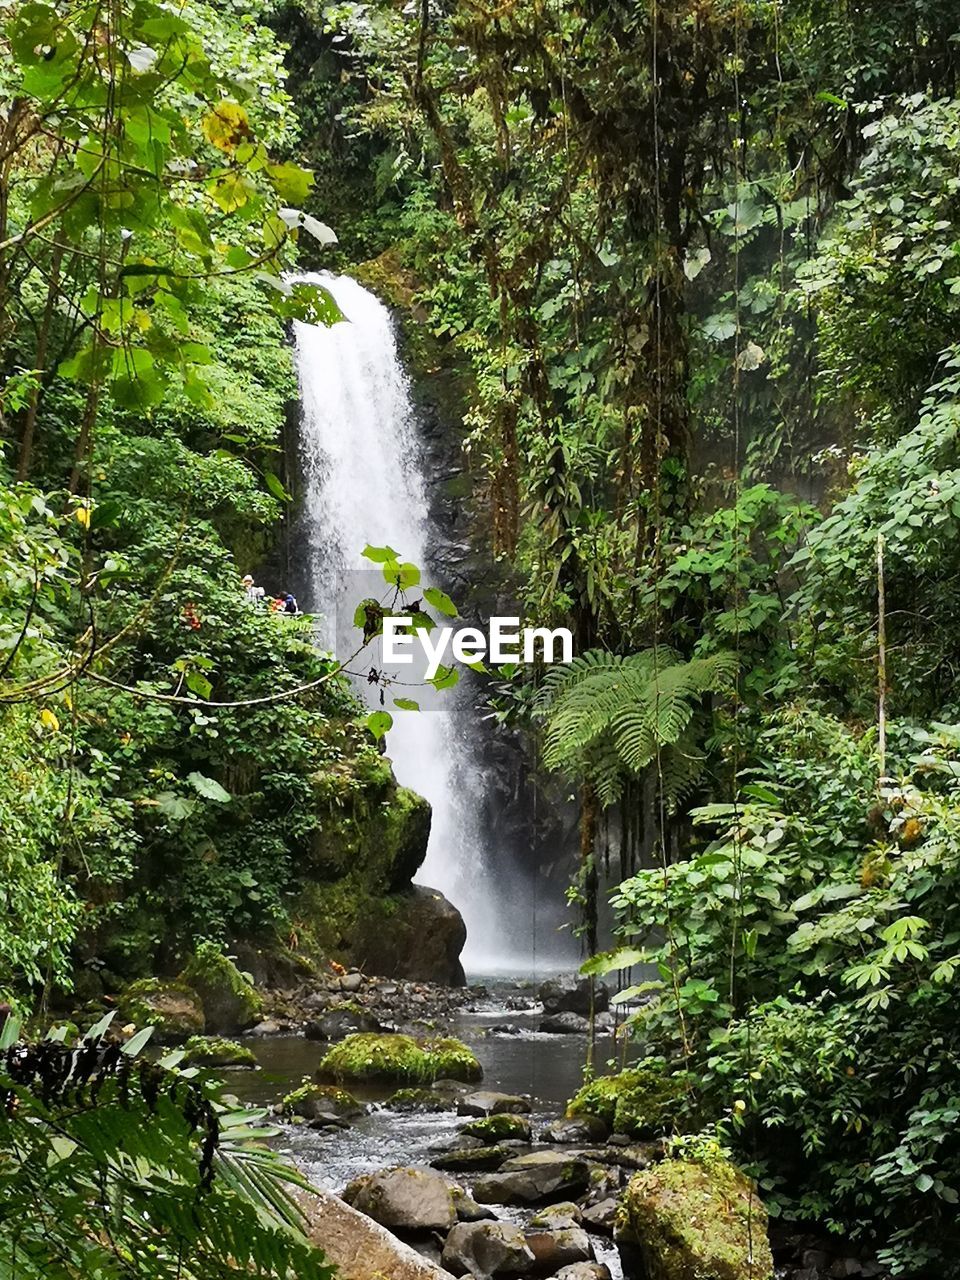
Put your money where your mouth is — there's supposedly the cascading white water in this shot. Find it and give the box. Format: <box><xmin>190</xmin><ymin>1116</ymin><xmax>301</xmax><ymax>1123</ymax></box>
<box><xmin>293</xmin><ymin>273</ymin><xmax>526</xmax><ymax>974</ymax></box>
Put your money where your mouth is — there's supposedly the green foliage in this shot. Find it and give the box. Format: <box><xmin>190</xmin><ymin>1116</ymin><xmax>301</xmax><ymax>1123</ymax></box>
<box><xmin>535</xmin><ymin>648</ymin><xmax>737</xmax><ymax>807</ymax></box>
<box><xmin>0</xmin><ymin>1015</ymin><xmax>332</xmax><ymax>1278</ymax></box>
<box><xmin>608</xmin><ymin>712</ymin><xmax>960</xmax><ymax>1271</ymax></box>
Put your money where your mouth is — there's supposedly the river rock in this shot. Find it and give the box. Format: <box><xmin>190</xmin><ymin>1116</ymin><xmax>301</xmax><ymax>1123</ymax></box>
<box><xmin>529</xmin><ymin>1204</ymin><xmax>583</xmax><ymax>1229</ymax></box>
<box><xmin>580</xmin><ymin>1199</ymin><xmax>618</xmax><ymax>1235</ymax></box>
<box><xmin>282</xmin><ymin>1083</ymin><xmax>364</xmax><ymax>1123</ymax></box>
<box><xmin>247</xmin><ymin>1018</ymin><xmax>283</xmax><ymax>1037</ymax></box>
<box><xmin>306</xmin><ymin>1007</ymin><xmax>380</xmax><ymax>1041</ymax></box>
<box><xmin>343</xmin><ymin>1166</ymin><xmax>459</xmax><ymax>1233</ymax></box>
<box><xmin>294</xmin><ymin>1186</ymin><xmax>456</xmax><ymax>1280</ymax></box>
<box><xmin>354</xmin><ymin>886</ymin><xmax>467</xmax><ymax>986</ymax></box>
<box><xmin>543</xmin><ymin>1116</ymin><xmax>608</xmax><ymax>1144</ymax></box>
<box><xmin>340</xmin><ymin>971</ymin><xmax>365</xmax><ymax>993</ymax></box>
<box><xmin>432</xmin><ymin>1146</ymin><xmax>511</xmax><ymax>1173</ymax></box>
<box><xmin>538</xmin><ymin>976</ymin><xmax>609</xmax><ymax>1018</ymax></box>
<box><xmin>473</xmin><ymin>1153</ymin><xmax>592</xmax><ymax>1206</ymax></box>
<box><xmin>442</xmin><ymin>1221</ymin><xmax>536</xmax><ymax>1278</ymax></box>
<box><xmin>539</xmin><ymin>1012</ymin><xmax>591</xmax><ymax>1035</ymax></box>
<box><xmin>461</xmin><ymin>1114</ymin><xmax>532</xmax><ymax>1143</ymax></box>
<box><xmin>452</xmin><ymin>1190</ymin><xmax>498</xmax><ymax>1223</ymax></box>
<box><xmin>524</xmin><ymin>1226</ymin><xmax>594</xmax><ymax>1272</ymax></box>
<box><xmin>458</xmin><ymin>1091</ymin><xmax>532</xmax><ymax>1118</ymax></box>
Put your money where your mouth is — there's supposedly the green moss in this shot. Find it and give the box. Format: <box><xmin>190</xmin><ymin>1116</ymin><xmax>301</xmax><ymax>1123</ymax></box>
<box><xmin>180</xmin><ymin>942</ymin><xmax>262</xmax><ymax>1033</ymax></box>
<box><xmin>317</xmin><ymin>1032</ymin><xmax>482</xmax><ymax>1085</ymax></box>
<box><xmin>115</xmin><ymin>979</ymin><xmax>204</xmax><ymax>1043</ymax></box>
<box><xmin>181</xmin><ymin>1036</ymin><xmax>257</xmax><ymax>1068</ymax></box>
<box><xmin>567</xmin><ymin>1066</ymin><xmax>686</xmax><ymax>1136</ymax></box>
<box><xmin>616</xmin><ymin>1157</ymin><xmax>774</xmax><ymax>1280</ymax></box>
<box><xmin>460</xmin><ymin>1113</ymin><xmax>531</xmax><ymax>1141</ymax></box>
<box><xmin>424</xmin><ymin>1036</ymin><xmax>484</xmax><ymax>1083</ymax></box>
<box><xmin>282</xmin><ymin>1082</ymin><xmax>362</xmax><ymax>1121</ymax></box>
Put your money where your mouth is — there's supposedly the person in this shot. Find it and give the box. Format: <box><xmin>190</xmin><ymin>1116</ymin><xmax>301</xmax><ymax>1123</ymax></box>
<box><xmin>282</xmin><ymin>592</ymin><xmax>299</xmax><ymax>616</ymax></box>
<box><xmin>242</xmin><ymin>573</ymin><xmax>265</xmax><ymax>606</ymax></box>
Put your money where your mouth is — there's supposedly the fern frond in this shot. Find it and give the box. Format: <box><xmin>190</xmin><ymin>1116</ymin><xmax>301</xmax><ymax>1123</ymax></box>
<box><xmin>538</xmin><ymin>646</ymin><xmax>735</xmax><ymax>806</ymax></box>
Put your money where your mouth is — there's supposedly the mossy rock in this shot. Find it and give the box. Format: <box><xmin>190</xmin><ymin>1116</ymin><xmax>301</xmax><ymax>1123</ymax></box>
<box><xmin>115</xmin><ymin>979</ymin><xmax>204</xmax><ymax>1045</ymax></box>
<box><xmin>615</xmin><ymin>1157</ymin><xmax>774</xmax><ymax>1280</ymax></box>
<box><xmin>424</xmin><ymin>1036</ymin><xmax>483</xmax><ymax>1083</ymax></box>
<box><xmin>180</xmin><ymin>943</ymin><xmax>262</xmax><ymax>1034</ymax></box>
<box><xmin>181</xmin><ymin>1036</ymin><xmax>257</xmax><ymax>1069</ymax></box>
<box><xmin>317</xmin><ymin>1032</ymin><xmax>482</xmax><ymax>1086</ymax></box>
<box><xmin>282</xmin><ymin>1083</ymin><xmax>363</xmax><ymax>1122</ymax></box>
<box><xmin>567</xmin><ymin>1066</ymin><xmax>685</xmax><ymax>1136</ymax></box>
<box><xmin>460</xmin><ymin>1113</ymin><xmax>532</xmax><ymax>1142</ymax></box>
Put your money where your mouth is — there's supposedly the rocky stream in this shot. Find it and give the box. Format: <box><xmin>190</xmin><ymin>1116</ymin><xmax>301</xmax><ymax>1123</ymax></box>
<box><xmin>179</xmin><ymin>968</ymin><xmax>886</xmax><ymax>1280</ymax></box>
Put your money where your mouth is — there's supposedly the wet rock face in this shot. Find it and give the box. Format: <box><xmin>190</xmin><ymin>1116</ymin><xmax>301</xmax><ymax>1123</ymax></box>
<box><xmin>343</xmin><ymin>1166</ymin><xmax>460</xmax><ymax>1233</ymax></box>
<box><xmin>354</xmin><ymin>885</ymin><xmax>467</xmax><ymax>986</ymax></box>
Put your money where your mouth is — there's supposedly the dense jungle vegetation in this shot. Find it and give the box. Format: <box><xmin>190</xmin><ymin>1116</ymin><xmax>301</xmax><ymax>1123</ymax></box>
<box><xmin>2</xmin><ymin>0</ymin><xmax>960</xmax><ymax>1274</ymax></box>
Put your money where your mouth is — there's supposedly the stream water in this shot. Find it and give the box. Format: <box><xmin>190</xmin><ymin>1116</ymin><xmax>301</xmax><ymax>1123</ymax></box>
<box><xmin>223</xmin><ymin>982</ymin><xmax>623</xmax><ymax>1278</ymax></box>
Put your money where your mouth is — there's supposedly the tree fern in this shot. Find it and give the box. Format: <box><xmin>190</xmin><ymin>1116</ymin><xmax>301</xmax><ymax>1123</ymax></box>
<box><xmin>536</xmin><ymin>647</ymin><xmax>736</xmax><ymax>807</ymax></box>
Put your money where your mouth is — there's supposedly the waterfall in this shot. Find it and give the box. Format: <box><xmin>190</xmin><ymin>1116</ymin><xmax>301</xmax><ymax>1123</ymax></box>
<box><xmin>292</xmin><ymin>273</ymin><xmax>536</xmax><ymax>975</ymax></box>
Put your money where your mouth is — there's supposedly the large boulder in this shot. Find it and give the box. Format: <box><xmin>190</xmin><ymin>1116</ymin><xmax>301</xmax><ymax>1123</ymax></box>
<box><xmin>180</xmin><ymin>943</ymin><xmax>262</xmax><ymax>1034</ymax></box>
<box><xmin>319</xmin><ymin>1032</ymin><xmax>482</xmax><ymax>1085</ymax></box>
<box><xmin>473</xmin><ymin>1152</ymin><xmax>592</xmax><ymax>1206</ymax></box>
<box><xmin>538</xmin><ymin>976</ymin><xmax>609</xmax><ymax>1018</ymax></box>
<box><xmin>615</xmin><ymin>1157</ymin><xmax>774</xmax><ymax>1280</ymax></box>
<box><xmin>343</xmin><ymin>1166</ymin><xmax>459</xmax><ymax>1233</ymax></box>
<box><xmin>354</xmin><ymin>885</ymin><xmax>467</xmax><ymax>985</ymax></box>
<box><xmin>442</xmin><ymin>1221</ymin><xmax>536</xmax><ymax>1278</ymax></box>
<box><xmin>294</xmin><ymin>1186</ymin><xmax>456</xmax><ymax>1280</ymax></box>
<box><xmin>114</xmin><ymin>979</ymin><xmax>204</xmax><ymax>1044</ymax></box>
